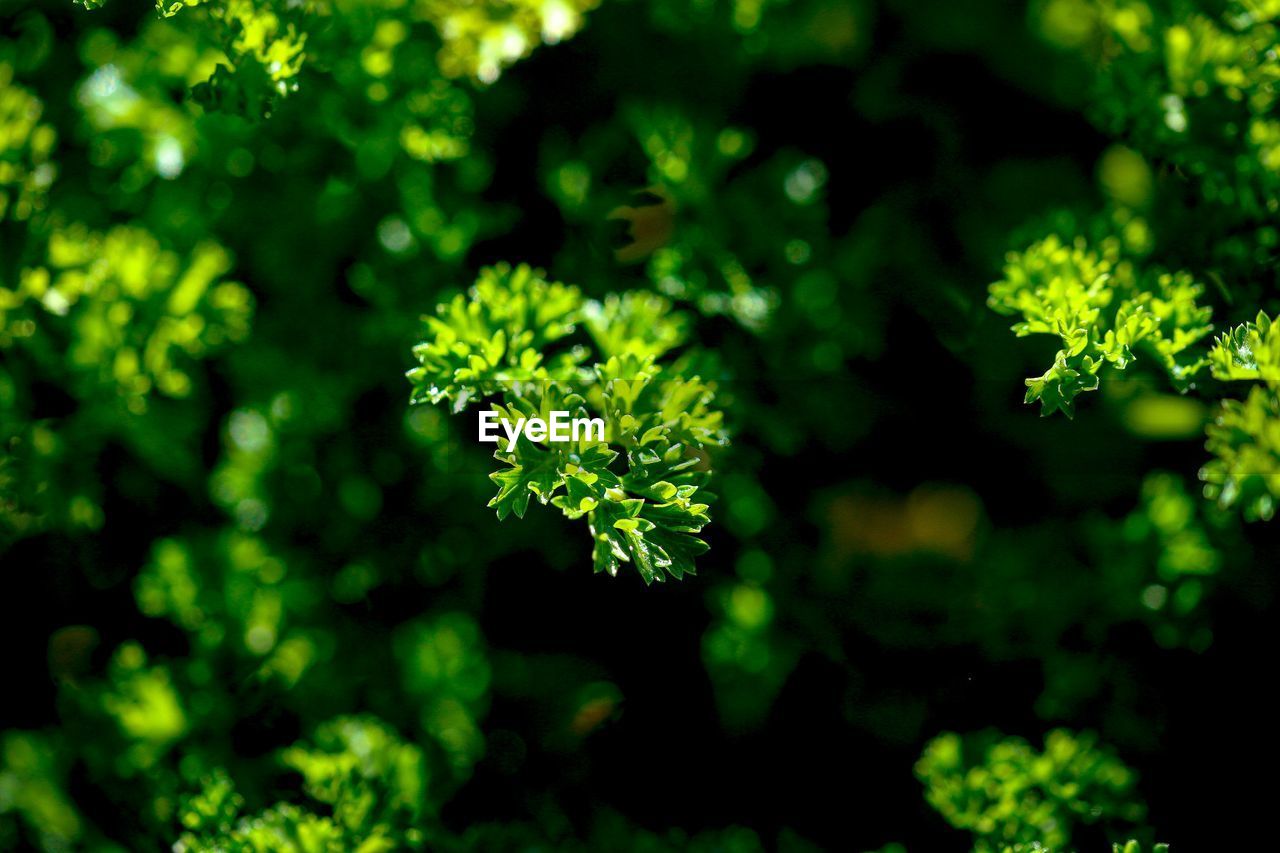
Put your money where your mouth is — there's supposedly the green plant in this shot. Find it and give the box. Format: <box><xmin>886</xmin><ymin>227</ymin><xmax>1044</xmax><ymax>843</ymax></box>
<box><xmin>997</xmin><ymin>0</ymin><xmax>1280</xmax><ymax>521</ymax></box>
<box><xmin>408</xmin><ymin>263</ymin><xmax>725</xmax><ymax>582</ymax></box>
<box><xmin>0</xmin><ymin>0</ymin><xmax>1268</xmax><ymax>849</ymax></box>
<box><xmin>176</xmin><ymin>717</ymin><xmax>428</xmax><ymax>852</ymax></box>
<box><xmin>916</xmin><ymin>729</ymin><xmax>1145</xmax><ymax>851</ymax></box>
<box><xmin>989</xmin><ymin>230</ymin><xmax>1211</xmax><ymax>416</ymax></box>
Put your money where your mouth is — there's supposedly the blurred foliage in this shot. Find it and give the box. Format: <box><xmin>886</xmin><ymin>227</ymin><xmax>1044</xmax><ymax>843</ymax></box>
<box><xmin>176</xmin><ymin>716</ymin><xmax>428</xmax><ymax>851</ymax></box>
<box><xmin>916</xmin><ymin>729</ymin><xmax>1144</xmax><ymax>851</ymax></box>
<box><xmin>0</xmin><ymin>0</ymin><xmax>1273</xmax><ymax>849</ymax></box>
<box><xmin>0</xmin><ymin>63</ymin><xmax>56</xmax><ymax>222</ymax></box>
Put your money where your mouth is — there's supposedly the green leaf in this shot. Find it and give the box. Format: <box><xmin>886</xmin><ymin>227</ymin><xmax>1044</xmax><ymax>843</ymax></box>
<box><xmin>487</xmin><ymin>436</ymin><xmax>564</xmax><ymax>520</ymax></box>
<box><xmin>992</xmin><ymin>233</ymin><xmax>1213</xmax><ymax>417</ymax></box>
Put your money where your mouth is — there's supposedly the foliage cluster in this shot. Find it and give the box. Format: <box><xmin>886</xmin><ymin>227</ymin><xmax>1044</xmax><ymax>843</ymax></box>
<box><xmin>1</xmin><ymin>0</ymin><xmax>1273</xmax><ymax>850</ymax></box>
<box><xmin>998</xmin><ymin>0</ymin><xmax>1280</xmax><ymax>522</ymax></box>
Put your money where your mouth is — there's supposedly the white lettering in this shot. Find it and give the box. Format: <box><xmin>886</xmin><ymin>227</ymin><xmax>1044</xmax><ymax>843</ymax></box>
<box><xmin>501</xmin><ymin>416</ymin><xmax>524</xmax><ymax>450</ymax></box>
<box><xmin>550</xmin><ymin>410</ymin><xmax>571</xmax><ymax>441</ymax></box>
<box><xmin>478</xmin><ymin>410</ymin><xmax>500</xmax><ymax>443</ymax></box>
<box><xmin>573</xmin><ymin>416</ymin><xmax>605</xmax><ymax>442</ymax></box>
<box><xmin>478</xmin><ymin>411</ymin><xmax>607</xmax><ymax>449</ymax></box>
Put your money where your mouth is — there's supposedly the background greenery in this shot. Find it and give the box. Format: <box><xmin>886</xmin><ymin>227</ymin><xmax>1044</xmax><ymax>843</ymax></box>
<box><xmin>2</xmin><ymin>0</ymin><xmax>1277</xmax><ymax>849</ymax></box>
